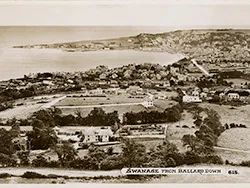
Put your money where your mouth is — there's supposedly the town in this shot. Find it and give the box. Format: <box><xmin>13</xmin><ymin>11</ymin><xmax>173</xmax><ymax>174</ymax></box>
<box><xmin>1</xmin><ymin>29</ymin><xmax>250</xmax><ymax>183</ymax></box>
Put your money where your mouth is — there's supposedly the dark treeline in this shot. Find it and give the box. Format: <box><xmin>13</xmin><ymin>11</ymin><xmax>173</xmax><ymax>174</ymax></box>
<box><xmin>123</xmin><ymin>104</ymin><xmax>183</xmax><ymax>125</ymax></box>
<box><xmin>5</xmin><ymin>107</ymin><xmax>120</xmax><ymax>128</ymax></box>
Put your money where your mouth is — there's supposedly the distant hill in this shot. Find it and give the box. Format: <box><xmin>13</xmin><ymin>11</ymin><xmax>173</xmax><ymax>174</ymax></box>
<box><xmin>13</xmin><ymin>29</ymin><xmax>250</xmax><ymax>62</ymax></box>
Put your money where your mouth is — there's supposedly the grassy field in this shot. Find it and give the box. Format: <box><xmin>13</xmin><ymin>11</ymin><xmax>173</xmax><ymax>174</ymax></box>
<box><xmin>55</xmin><ymin>95</ymin><xmax>144</xmax><ymax>106</ymax></box>
<box><xmin>215</xmin><ymin>149</ymin><xmax>250</xmax><ymax>164</ymax></box>
<box><xmin>0</xmin><ymin>103</ymin><xmax>42</xmax><ymax>121</ymax></box>
<box><xmin>217</xmin><ymin>128</ymin><xmax>250</xmax><ymax>150</ymax></box>
<box><xmin>0</xmin><ymin>95</ymin><xmax>63</xmax><ymax>121</ymax></box>
<box><xmin>199</xmin><ymin>103</ymin><xmax>250</xmax><ymax>126</ymax></box>
<box><xmin>225</xmin><ymin>78</ymin><xmax>250</xmax><ymax>85</ymax></box>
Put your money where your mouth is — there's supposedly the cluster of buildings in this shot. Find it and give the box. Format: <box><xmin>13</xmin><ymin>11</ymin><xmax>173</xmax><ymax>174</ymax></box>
<box><xmin>181</xmin><ymin>86</ymin><xmax>250</xmax><ymax>104</ymax></box>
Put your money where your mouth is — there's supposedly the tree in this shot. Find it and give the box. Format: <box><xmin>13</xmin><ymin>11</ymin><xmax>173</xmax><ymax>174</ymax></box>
<box><xmin>100</xmin><ymin>155</ymin><xmax>124</xmax><ymax>170</ymax></box>
<box><xmin>0</xmin><ymin>128</ymin><xmax>17</xmax><ymax>167</ymax></box>
<box><xmin>165</xmin><ymin>107</ymin><xmax>181</xmax><ymax>122</ymax></box>
<box><xmin>27</xmin><ymin>119</ymin><xmax>58</xmax><ymax>150</ymax></box>
<box><xmin>149</xmin><ymin>141</ymin><xmax>183</xmax><ymax>167</ymax></box>
<box><xmin>0</xmin><ymin>128</ymin><xmax>16</xmax><ymax>156</ymax></box>
<box><xmin>182</xmin><ymin>134</ymin><xmax>205</xmax><ymax>154</ymax></box>
<box><xmin>193</xmin><ymin>118</ymin><xmax>202</xmax><ymax>127</ymax></box>
<box><xmin>31</xmin><ymin>108</ymin><xmax>62</xmax><ymax>127</ymax></box>
<box><xmin>17</xmin><ymin>151</ymin><xmax>30</xmax><ymax>166</ymax></box>
<box><xmin>107</xmin><ymin>147</ymin><xmax>114</xmax><ymax>155</ymax></box>
<box><xmin>122</xmin><ymin>139</ymin><xmax>147</xmax><ymax>167</ymax></box>
<box><xmin>54</xmin><ymin>142</ymin><xmax>78</xmax><ymax>167</ymax></box>
<box><xmin>31</xmin><ymin>155</ymin><xmax>49</xmax><ymax>167</ymax></box>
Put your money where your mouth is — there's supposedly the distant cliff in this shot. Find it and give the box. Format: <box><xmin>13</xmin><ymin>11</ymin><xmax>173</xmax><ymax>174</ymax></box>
<box><xmin>13</xmin><ymin>29</ymin><xmax>250</xmax><ymax>62</ymax></box>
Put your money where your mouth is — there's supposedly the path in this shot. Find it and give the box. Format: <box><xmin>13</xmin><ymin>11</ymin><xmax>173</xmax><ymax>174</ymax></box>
<box><xmin>41</xmin><ymin>96</ymin><xmax>67</xmax><ymax>109</ymax></box>
<box><xmin>56</xmin><ymin>102</ymin><xmax>144</xmax><ymax>109</ymax></box>
<box><xmin>215</xmin><ymin>146</ymin><xmax>250</xmax><ymax>154</ymax></box>
<box><xmin>191</xmin><ymin>59</ymin><xmax>211</xmax><ymax>76</ymax></box>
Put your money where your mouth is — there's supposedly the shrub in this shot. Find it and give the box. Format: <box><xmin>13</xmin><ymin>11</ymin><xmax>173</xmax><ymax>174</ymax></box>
<box><xmin>184</xmin><ymin>151</ymin><xmax>201</xmax><ymax>165</ymax></box>
<box><xmin>166</xmin><ymin>157</ymin><xmax>177</xmax><ymax>167</ymax></box>
<box><xmin>79</xmin><ymin>143</ymin><xmax>89</xmax><ymax>149</ymax></box>
<box><xmin>100</xmin><ymin>155</ymin><xmax>125</xmax><ymax>170</ymax></box>
<box><xmin>240</xmin><ymin>160</ymin><xmax>250</xmax><ymax>167</ymax></box>
<box><xmin>0</xmin><ymin>173</ymin><xmax>11</xmax><ymax>178</ymax></box>
<box><xmin>31</xmin><ymin>156</ymin><xmax>49</xmax><ymax>167</ymax></box>
<box><xmin>47</xmin><ymin>160</ymin><xmax>61</xmax><ymax>168</ymax></box>
<box><xmin>17</xmin><ymin>151</ymin><xmax>30</xmax><ymax>166</ymax></box>
<box><xmin>239</xmin><ymin>124</ymin><xmax>247</xmax><ymax>128</ymax></box>
<box><xmin>202</xmin><ymin>155</ymin><xmax>223</xmax><ymax>165</ymax></box>
<box><xmin>22</xmin><ymin>171</ymin><xmax>47</xmax><ymax>179</ymax></box>
<box><xmin>47</xmin><ymin>174</ymin><xmax>60</xmax><ymax>179</ymax></box>
<box><xmin>0</xmin><ymin>154</ymin><xmax>17</xmax><ymax>167</ymax></box>
<box><xmin>182</xmin><ymin>125</ymin><xmax>189</xmax><ymax>128</ymax></box>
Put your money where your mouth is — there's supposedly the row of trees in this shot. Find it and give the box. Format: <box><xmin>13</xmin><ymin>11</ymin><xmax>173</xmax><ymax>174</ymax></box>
<box><xmin>123</xmin><ymin>104</ymin><xmax>183</xmax><ymax>125</ymax></box>
<box><xmin>30</xmin><ymin>107</ymin><xmax>120</xmax><ymax>127</ymax></box>
<box><xmin>9</xmin><ymin>139</ymin><xmax>224</xmax><ymax>170</ymax></box>
<box><xmin>182</xmin><ymin>108</ymin><xmax>225</xmax><ymax>157</ymax></box>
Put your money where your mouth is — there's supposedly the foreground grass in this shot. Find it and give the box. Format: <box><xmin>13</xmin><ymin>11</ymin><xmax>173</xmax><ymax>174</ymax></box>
<box><xmin>1</xmin><ymin>164</ymin><xmax>250</xmax><ymax>183</ymax></box>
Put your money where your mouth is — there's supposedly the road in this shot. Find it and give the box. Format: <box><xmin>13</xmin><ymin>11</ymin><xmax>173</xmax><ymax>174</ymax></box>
<box><xmin>0</xmin><ymin>167</ymin><xmax>122</xmax><ymax>177</ymax></box>
<box><xmin>191</xmin><ymin>59</ymin><xmax>211</xmax><ymax>76</ymax></box>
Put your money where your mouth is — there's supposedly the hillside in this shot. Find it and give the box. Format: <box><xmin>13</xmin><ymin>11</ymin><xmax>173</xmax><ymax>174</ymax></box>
<box><xmin>13</xmin><ymin>29</ymin><xmax>250</xmax><ymax>63</ymax></box>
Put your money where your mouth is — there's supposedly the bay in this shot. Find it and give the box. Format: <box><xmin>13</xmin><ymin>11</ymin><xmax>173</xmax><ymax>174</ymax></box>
<box><xmin>0</xmin><ymin>48</ymin><xmax>183</xmax><ymax>81</ymax></box>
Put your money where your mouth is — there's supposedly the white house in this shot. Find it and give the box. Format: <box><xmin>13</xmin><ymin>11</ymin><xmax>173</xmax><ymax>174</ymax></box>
<box><xmin>227</xmin><ymin>93</ymin><xmax>240</xmax><ymax>100</ymax></box>
<box><xmin>81</xmin><ymin>127</ymin><xmax>113</xmax><ymax>143</ymax></box>
<box><xmin>142</xmin><ymin>94</ymin><xmax>154</xmax><ymax>108</ymax></box>
<box><xmin>89</xmin><ymin>88</ymin><xmax>103</xmax><ymax>95</ymax></box>
<box><xmin>183</xmin><ymin>95</ymin><xmax>202</xmax><ymax>103</ymax></box>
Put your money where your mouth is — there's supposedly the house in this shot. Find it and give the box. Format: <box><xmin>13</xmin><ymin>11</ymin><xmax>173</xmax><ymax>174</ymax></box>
<box><xmin>219</xmin><ymin>92</ymin><xmax>225</xmax><ymax>99</ymax></box>
<box><xmin>89</xmin><ymin>88</ymin><xmax>103</xmax><ymax>95</ymax></box>
<box><xmin>238</xmin><ymin>90</ymin><xmax>250</xmax><ymax>101</ymax></box>
<box><xmin>200</xmin><ymin>92</ymin><xmax>207</xmax><ymax>99</ymax></box>
<box><xmin>182</xmin><ymin>95</ymin><xmax>202</xmax><ymax>103</ymax></box>
<box><xmin>155</xmin><ymin>94</ymin><xmax>167</xmax><ymax>100</ymax></box>
<box><xmin>192</xmin><ymin>90</ymin><xmax>200</xmax><ymax>96</ymax></box>
<box><xmin>170</xmin><ymin>67</ymin><xmax>179</xmax><ymax>75</ymax></box>
<box><xmin>203</xmin><ymin>88</ymin><xmax>209</xmax><ymax>93</ymax></box>
<box><xmin>227</xmin><ymin>93</ymin><xmax>240</xmax><ymax>100</ymax></box>
<box><xmin>177</xmin><ymin>74</ymin><xmax>187</xmax><ymax>81</ymax></box>
<box><xmin>42</xmin><ymin>80</ymin><xmax>53</xmax><ymax>85</ymax></box>
<box><xmin>81</xmin><ymin>127</ymin><xmax>113</xmax><ymax>143</ymax></box>
<box><xmin>142</xmin><ymin>94</ymin><xmax>154</xmax><ymax>108</ymax></box>
<box><xmin>126</xmin><ymin>86</ymin><xmax>144</xmax><ymax>95</ymax></box>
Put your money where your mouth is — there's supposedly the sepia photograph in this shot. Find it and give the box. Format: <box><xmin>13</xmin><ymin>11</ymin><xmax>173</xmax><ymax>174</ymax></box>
<box><xmin>0</xmin><ymin>0</ymin><xmax>250</xmax><ymax>184</ymax></box>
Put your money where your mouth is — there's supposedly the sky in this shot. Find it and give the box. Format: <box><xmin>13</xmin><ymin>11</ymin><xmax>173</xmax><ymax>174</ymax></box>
<box><xmin>0</xmin><ymin>1</ymin><xmax>250</xmax><ymax>47</ymax></box>
<box><xmin>0</xmin><ymin>1</ymin><xmax>249</xmax><ymax>27</ymax></box>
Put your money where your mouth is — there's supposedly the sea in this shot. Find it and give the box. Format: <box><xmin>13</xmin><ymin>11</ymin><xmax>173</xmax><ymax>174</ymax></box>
<box><xmin>0</xmin><ymin>26</ymin><xmax>183</xmax><ymax>81</ymax></box>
